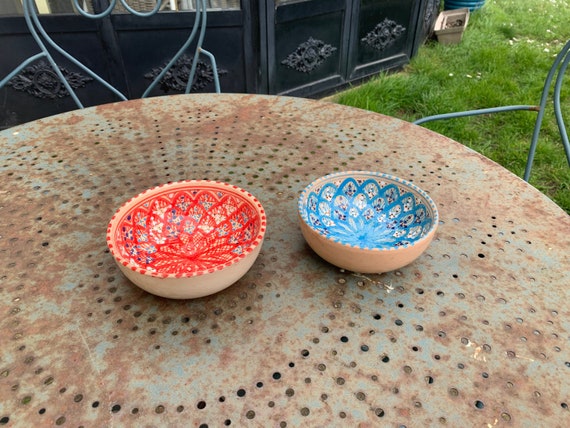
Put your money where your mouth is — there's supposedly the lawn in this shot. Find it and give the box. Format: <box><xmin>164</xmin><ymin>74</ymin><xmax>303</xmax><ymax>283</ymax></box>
<box><xmin>332</xmin><ymin>0</ymin><xmax>570</xmax><ymax>213</ymax></box>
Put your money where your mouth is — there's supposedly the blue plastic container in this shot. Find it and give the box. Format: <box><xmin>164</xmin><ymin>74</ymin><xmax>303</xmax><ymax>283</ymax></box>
<box><xmin>444</xmin><ymin>0</ymin><xmax>486</xmax><ymax>11</ymax></box>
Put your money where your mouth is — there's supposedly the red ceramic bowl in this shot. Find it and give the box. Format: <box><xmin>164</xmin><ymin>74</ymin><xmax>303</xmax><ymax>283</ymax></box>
<box><xmin>107</xmin><ymin>180</ymin><xmax>266</xmax><ymax>299</ymax></box>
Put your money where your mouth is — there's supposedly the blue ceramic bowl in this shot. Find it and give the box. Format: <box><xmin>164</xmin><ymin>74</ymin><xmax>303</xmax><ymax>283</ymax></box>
<box><xmin>298</xmin><ymin>171</ymin><xmax>439</xmax><ymax>273</ymax></box>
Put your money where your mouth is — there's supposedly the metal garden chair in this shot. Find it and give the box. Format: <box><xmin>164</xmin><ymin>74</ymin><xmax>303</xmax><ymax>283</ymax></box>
<box><xmin>0</xmin><ymin>0</ymin><xmax>220</xmax><ymax>111</ymax></box>
<box><xmin>413</xmin><ymin>39</ymin><xmax>570</xmax><ymax>182</ymax></box>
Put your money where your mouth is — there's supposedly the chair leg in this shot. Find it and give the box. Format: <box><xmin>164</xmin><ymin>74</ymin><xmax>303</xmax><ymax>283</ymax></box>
<box><xmin>524</xmin><ymin>39</ymin><xmax>570</xmax><ymax>181</ymax></box>
<box><xmin>553</xmin><ymin>47</ymin><xmax>570</xmax><ymax>171</ymax></box>
<box><xmin>2</xmin><ymin>0</ymin><xmax>220</xmax><ymax>109</ymax></box>
<box><xmin>412</xmin><ymin>105</ymin><xmax>538</xmax><ymax>126</ymax></box>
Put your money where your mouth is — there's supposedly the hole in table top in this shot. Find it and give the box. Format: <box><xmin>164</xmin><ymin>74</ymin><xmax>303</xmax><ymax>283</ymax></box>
<box><xmin>448</xmin><ymin>387</ymin><xmax>459</xmax><ymax>397</ymax></box>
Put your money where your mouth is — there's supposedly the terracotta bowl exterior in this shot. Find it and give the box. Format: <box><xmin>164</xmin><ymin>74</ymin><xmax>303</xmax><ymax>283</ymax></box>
<box><xmin>298</xmin><ymin>171</ymin><xmax>438</xmax><ymax>273</ymax></box>
<box><xmin>107</xmin><ymin>180</ymin><xmax>266</xmax><ymax>299</ymax></box>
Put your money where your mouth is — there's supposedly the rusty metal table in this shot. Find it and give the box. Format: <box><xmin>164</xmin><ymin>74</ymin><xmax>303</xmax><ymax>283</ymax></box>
<box><xmin>1</xmin><ymin>94</ymin><xmax>569</xmax><ymax>427</ymax></box>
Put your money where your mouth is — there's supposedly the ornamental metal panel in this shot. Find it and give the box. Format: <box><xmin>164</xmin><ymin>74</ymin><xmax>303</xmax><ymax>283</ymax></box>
<box><xmin>0</xmin><ymin>1</ymin><xmax>440</xmax><ymax>128</ymax></box>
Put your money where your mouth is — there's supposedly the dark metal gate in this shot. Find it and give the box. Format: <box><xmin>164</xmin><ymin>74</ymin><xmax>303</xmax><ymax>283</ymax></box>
<box><xmin>0</xmin><ymin>0</ymin><xmax>440</xmax><ymax>128</ymax></box>
<box><xmin>265</xmin><ymin>0</ymin><xmax>433</xmax><ymax>97</ymax></box>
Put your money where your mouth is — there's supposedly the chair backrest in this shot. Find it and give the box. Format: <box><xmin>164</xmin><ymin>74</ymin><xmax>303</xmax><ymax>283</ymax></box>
<box><xmin>412</xmin><ymin>39</ymin><xmax>570</xmax><ymax>182</ymax></box>
<box><xmin>0</xmin><ymin>0</ymin><xmax>220</xmax><ymax>112</ymax></box>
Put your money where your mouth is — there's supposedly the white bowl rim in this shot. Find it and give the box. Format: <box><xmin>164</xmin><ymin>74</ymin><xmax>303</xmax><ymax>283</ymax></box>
<box><xmin>107</xmin><ymin>180</ymin><xmax>267</xmax><ymax>279</ymax></box>
<box><xmin>298</xmin><ymin>170</ymin><xmax>439</xmax><ymax>252</ymax></box>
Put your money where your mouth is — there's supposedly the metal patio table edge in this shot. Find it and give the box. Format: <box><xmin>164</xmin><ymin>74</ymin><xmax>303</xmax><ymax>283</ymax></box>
<box><xmin>0</xmin><ymin>93</ymin><xmax>569</xmax><ymax>427</ymax></box>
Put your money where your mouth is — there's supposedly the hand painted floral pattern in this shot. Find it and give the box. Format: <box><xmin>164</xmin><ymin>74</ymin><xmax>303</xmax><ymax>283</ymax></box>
<box><xmin>300</xmin><ymin>174</ymin><xmax>436</xmax><ymax>250</ymax></box>
<box><xmin>115</xmin><ymin>188</ymin><xmax>262</xmax><ymax>275</ymax></box>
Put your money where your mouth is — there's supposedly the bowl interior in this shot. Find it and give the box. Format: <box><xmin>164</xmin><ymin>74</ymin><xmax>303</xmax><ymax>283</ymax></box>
<box><xmin>299</xmin><ymin>172</ymin><xmax>438</xmax><ymax>250</ymax></box>
<box><xmin>110</xmin><ymin>183</ymin><xmax>264</xmax><ymax>276</ymax></box>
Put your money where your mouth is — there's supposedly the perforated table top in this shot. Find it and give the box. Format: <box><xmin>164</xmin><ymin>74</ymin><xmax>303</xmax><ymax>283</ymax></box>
<box><xmin>1</xmin><ymin>94</ymin><xmax>569</xmax><ymax>427</ymax></box>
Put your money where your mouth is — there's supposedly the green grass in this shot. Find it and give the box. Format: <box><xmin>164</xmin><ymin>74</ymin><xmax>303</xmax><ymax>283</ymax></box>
<box><xmin>332</xmin><ymin>0</ymin><xmax>570</xmax><ymax>213</ymax></box>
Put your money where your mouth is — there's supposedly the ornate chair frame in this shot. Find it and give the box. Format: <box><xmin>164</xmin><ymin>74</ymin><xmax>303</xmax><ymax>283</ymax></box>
<box><xmin>0</xmin><ymin>0</ymin><xmax>220</xmax><ymax>110</ymax></box>
<box><xmin>413</xmin><ymin>39</ymin><xmax>570</xmax><ymax>182</ymax></box>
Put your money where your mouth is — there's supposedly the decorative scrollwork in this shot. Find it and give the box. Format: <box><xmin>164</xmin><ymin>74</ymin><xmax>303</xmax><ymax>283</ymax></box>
<box><xmin>6</xmin><ymin>60</ymin><xmax>93</xmax><ymax>99</ymax></box>
<box><xmin>144</xmin><ymin>54</ymin><xmax>227</xmax><ymax>92</ymax></box>
<box><xmin>281</xmin><ymin>37</ymin><xmax>337</xmax><ymax>73</ymax></box>
<box><xmin>361</xmin><ymin>18</ymin><xmax>406</xmax><ymax>51</ymax></box>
